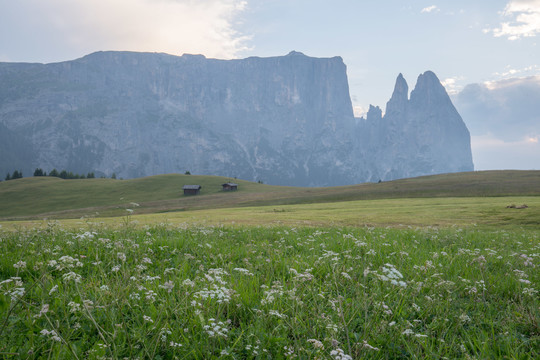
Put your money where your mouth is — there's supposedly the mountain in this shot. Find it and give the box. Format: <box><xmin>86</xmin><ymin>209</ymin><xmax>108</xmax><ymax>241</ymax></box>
<box><xmin>357</xmin><ymin>71</ymin><xmax>474</xmax><ymax>181</ymax></box>
<box><xmin>0</xmin><ymin>51</ymin><xmax>473</xmax><ymax>186</ymax></box>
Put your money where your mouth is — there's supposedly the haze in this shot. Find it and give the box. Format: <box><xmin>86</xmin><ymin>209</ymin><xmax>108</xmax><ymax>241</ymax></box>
<box><xmin>1</xmin><ymin>0</ymin><xmax>539</xmax><ymax>170</ymax></box>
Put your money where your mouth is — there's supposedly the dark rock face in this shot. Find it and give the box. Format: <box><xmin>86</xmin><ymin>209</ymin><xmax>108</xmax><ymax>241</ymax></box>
<box><xmin>0</xmin><ymin>51</ymin><xmax>473</xmax><ymax>185</ymax></box>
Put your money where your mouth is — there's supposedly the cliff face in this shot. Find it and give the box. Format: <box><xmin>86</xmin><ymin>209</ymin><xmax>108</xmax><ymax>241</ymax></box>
<box><xmin>0</xmin><ymin>51</ymin><xmax>473</xmax><ymax>185</ymax></box>
<box><xmin>357</xmin><ymin>71</ymin><xmax>474</xmax><ymax>181</ymax></box>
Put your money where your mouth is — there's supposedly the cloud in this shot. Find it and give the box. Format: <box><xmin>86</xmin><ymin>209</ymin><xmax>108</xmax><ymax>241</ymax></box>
<box><xmin>487</xmin><ymin>0</ymin><xmax>540</xmax><ymax>40</ymax></box>
<box><xmin>453</xmin><ymin>76</ymin><xmax>540</xmax><ymax>142</ymax></box>
<box><xmin>1</xmin><ymin>0</ymin><xmax>250</xmax><ymax>62</ymax></box>
<box><xmin>421</xmin><ymin>5</ymin><xmax>439</xmax><ymax>13</ymax></box>
<box><xmin>441</xmin><ymin>76</ymin><xmax>466</xmax><ymax>95</ymax></box>
<box><xmin>471</xmin><ymin>133</ymin><xmax>540</xmax><ymax>170</ymax></box>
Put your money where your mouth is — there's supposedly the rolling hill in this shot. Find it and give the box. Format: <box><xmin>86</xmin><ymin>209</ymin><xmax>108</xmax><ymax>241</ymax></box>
<box><xmin>1</xmin><ymin>170</ymin><xmax>539</xmax><ymax>221</ymax></box>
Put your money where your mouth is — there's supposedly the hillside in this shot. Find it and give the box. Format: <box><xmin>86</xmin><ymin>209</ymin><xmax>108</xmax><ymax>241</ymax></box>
<box><xmin>1</xmin><ymin>170</ymin><xmax>539</xmax><ymax>220</ymax></box>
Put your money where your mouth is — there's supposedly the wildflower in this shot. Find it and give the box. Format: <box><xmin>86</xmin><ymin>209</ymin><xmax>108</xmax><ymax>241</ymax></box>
<box><xmin>40</xmin><ymin>329</ymin><xmax>62</xmax><ymax>342</ymax></box>
<box><xmin>117</xmin><ymin>252</ymin><xmax>126</xmax><ymax>262</ymax></box>
<box><xmin>233</xmin><ymin>267</ymin><xmax>254</xmax><ymax>276</ymax></box>
<box><xmin>402</xmin><ymin>329</ymin><xmax>415</xmax><ymax>336</ymax></box>
<box><xmin>159</xmin><ymin>280</ymin><xmax>175</xmax><ymax>293</ymax></box>
<box><xmin>6</xmin><ymin>287</ymin><xmax>25</xmax><ymax>301</ymax></box>
<box><xmin>62</xmin><ymin>271</ymin><xmax>82</xmax><ymax>283</ymax></box>
<box><xmin>143</xmin><ymin>315</ymin><xmax>153</xmax><ymax>323</ymax></box>
<box><xmin>49</xmin><ymin>285</ymin><xmax>59</xmax><ymax>295</ymax></box>
<box><xmin>100</xmin><ymin>285</ymin><xmax>110</xmax><ymax>291</ymax></box>
<box><xmin>341</xmin><ymin>272</ymin><xmax>352</xmax><ymax>280</ymax></box>
<box><xmin>361</xmin><ymin>340</ymin><xmax>380</xmax><ymax>351</ymax></box>
<box><xmin>170</xmin><ymin>341</ymin><xmax>182</xmax><ymax>348</ymax></box>
<box><xmin>13</xmin><ymin>261</ymin><xmax>26</xmax><ymax>269</ymax></box>
<box><xmin>203</xmin><ymin>318</ymin><xmax>229</xmax><ymax>338</ymax></box>
<box><xmin>39</xmin><ymin>304</ymin><xmax>49</xmax><ymax>317</ymax></box>
<box><xmin>182</xmin><ymin>279</ymin><xmax>195</xmax><ymax>287</ymax></box>
<box><xmin>142</xmin><ymin>257</ymin><xmax>152</xmax><ymax>264</ymax></box>
<box><xmin>145</xmin><ymin>290</ymin><xmax>157</xmax><ymax>302</ymax></box>
<box><xmin>330</xmin><ymin>348</ymin><xmax>352</xmax><ymax>360</ymax></box>
<box><xmin>459</xmin><ymin>313</ymin><xmax>471</xmax><ymax>323</ymax></box>
<box><xmin>159</xmin><ymin>328</ymin><xmax>172</xmax><ymax>342</ymax></box>
<box><xmin>269</xmin><ymin>310</ymin><xmax>287</xmax><ymax>318</ymax></box>
<box><xmin>307</xmin><ymin>339</ymin><xmax>324</xmax><ymax>349</ymax></box>
<box><xmin>523</xmin><ymin>287</ymin><xmax>538</xmax><ymax>296</ymax></box>
<box><xmin>68</xmin><ymin>301</ymin><xmax>81</xmax><ymax>313</ymax></box>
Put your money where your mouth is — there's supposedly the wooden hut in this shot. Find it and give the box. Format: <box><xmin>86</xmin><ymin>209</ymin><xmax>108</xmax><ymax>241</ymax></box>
<box><xmin>221</xmin><ymin>183</ymin><xmax>238</xmax><ymax>191</ymax></box>
<box><xmin>183</xmin><ymin>185</ymin><xmax>201</xmax><ymax>195</ymax></box>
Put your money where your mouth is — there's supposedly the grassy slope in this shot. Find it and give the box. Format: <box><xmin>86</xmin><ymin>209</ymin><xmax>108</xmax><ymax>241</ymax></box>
<box><xmin>0</xmin><ymin>170</ymin><xmax>539</xmax><ymax>229</ymax></box>
<box><xmin>1</xmin><ymin>170</ymin><xmax>540</xmax><ymax>221</ymax></box>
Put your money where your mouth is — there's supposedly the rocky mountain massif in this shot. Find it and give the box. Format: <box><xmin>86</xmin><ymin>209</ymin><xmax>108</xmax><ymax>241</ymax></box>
<box><xmin>0</xmin><ymin>51</ymin><xmax>473</xmax><ymax>186</ymax></box>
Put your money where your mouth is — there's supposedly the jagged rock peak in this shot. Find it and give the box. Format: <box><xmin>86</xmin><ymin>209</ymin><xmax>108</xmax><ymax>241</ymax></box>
<box><xmin>366</xmin><ymin>105</ymin><xmax>382</xmax><ymax>122</ymax></box>
<box><xmin>385</xmin><ymin>73</ymin><xmax>409</xmax><ymax>117</ymax></box>
<box><xmin>410</xmin><ymin>70</ymin><xmax>452</xmax><ymax>106</ymax></box>
<box><xmin>287</xmin><ymin>50</ymin><xmax>306</xmax><ymax>57</ymax></box>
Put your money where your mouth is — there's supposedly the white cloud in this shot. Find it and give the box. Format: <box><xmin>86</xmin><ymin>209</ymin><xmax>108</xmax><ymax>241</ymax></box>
<box><xmin>353</xmin><ymin>105</ymin><xmax>368</xmax><ymax>118</ymax></box>
<box><xmin>2</xmin><ymin>0</ymin><xmax>250</xmax><ymax>62</ymax></box>
<box><xmin>421</xmin><ymin>5</ymin><xmax>439</xmax><ymax>14</ymax></box>
<box><xmin>488</xmin><ymin>0</ymin><xmax>540</xmax><ymax>40</ymax></box>
<box><xmin>441</xmin><ymin>76</ymin><xmax>466</xmax><ymax>95</ymax></box>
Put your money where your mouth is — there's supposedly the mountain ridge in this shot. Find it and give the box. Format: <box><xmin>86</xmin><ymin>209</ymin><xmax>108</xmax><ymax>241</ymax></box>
<box><xmin>0</xmin><ymin>51</ymin><xmax>473</xmax><ymax>186</ymax></box>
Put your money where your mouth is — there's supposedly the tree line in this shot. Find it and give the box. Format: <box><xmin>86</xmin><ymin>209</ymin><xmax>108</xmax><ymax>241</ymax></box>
<box><xmin>4</xmin><ymin>168</ymin><xmax>101</xmax><ymax>181</ymax></box>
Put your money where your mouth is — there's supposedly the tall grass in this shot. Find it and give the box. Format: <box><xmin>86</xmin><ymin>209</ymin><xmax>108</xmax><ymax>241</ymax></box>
<box><xmin>0</xmin><ymin>224</ymin><xmax>538</xmax><ymax>358</ymax></box>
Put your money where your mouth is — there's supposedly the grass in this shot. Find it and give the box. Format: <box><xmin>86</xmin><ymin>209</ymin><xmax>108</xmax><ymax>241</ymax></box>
<box><xmin>1</xmin><ymin>170</ymin><xmax>540</xmax><ymax>220</ymax></box>
<box><xmin>0</xmin><ymin>225</ymin><xmax>538</xmax><ymax>358</ymax></box>
<box><xmin>3</xmin><ymin>196</ymin><xmax>539</xmax><ymax>231</ymax></box>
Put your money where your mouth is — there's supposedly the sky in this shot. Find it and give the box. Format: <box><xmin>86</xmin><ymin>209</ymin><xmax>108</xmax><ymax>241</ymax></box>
<box><xmin>1</xmin><ymin>0</ymin><xmax>539</xmax><ymax>170</ymax></box>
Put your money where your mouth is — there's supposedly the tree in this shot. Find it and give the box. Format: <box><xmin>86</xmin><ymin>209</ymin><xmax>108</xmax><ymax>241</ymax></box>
<box><xmin>111</xmin><ymin>173</ymin><xmax>117</xmax><ymax>179</ymax></box>
<box><xmin>34</xmin><ymin>168</ymin><xmax>45</xmax><ymax>176</ymax></box>
<box><xmin>49</xmin><ymin>169</ymin><xmax>59</xmax><ymax>177</ymax></box>
<box><xmin>87</xmin><ymin>172</ymin><xmax>95</xmax><ymax>179</ymax></box>
<box><xmin>5</xmin><ymin>173</ymin><xmax>11</xmax><ymax>181</ymax></box>
<box><xmin>11</xmin><ymin>170</ymin><xmax>22</xmax><ymax>179</ymax></box>
<box><xmin>185</xmin><ymin>171</ymin><xmax>191</xmax><ymax>175</ymax></box>
<box><xmin>59</xmin><ymin>170</ymin><xmax>68</xmax><ymax>179</ymax></box>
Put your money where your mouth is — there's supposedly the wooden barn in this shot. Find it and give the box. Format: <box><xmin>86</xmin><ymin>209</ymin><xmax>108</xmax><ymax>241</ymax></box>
<box><xmin>183</xmin><ymin>185</ymin><xmax>201</xmax><ymax>195</ymax></box>
<box><xmin>222</xmin><ymin>183</ymin><xmax>238</xmax><ymax>191</ymax></box>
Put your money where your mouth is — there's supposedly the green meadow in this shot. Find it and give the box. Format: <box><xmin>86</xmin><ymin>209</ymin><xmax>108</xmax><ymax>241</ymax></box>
<box><xmin>0</xmin><ymin>171</ymin><xmax>538</xmax><ymax>358</ymax></box>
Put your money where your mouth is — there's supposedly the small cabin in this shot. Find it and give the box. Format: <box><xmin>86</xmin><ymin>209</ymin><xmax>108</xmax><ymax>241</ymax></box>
<box><xmin>222</xmin><ymin>183</ymin><xmax>238</xmax><ymax>191</ymax></box>
<box><xmin>183</xmin><ymin>185</ymin><xmax>201</xmax><ymax>195</ymax></box>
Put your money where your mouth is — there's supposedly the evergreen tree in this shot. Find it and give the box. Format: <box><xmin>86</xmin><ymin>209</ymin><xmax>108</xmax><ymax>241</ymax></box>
<box><xmin>33</xmin><ymin>168</ymin><xmax>45</xmax><ymax>176</ymax></box>
<box><xmin>87</xmin><ymin>172</ymin><xmax>95</xmax><ymax>179</ymax></box>
<box><xmin>11</xmin><ymin>170</ymin><xmax>22</xmax><ymax>179</ymax></box>
<box><xmin>111</xmin><ymin>173</ymin><xmax>117</xmax><ymax>179</ymax></box>
<box><xmin>5</xmin><ymin>173</ymin><xmax>11</xmax><ymax>181</ymax></box>
<box><xmin>59</xmin><ymin>170</ymin><xmax>68</xmax><ymax>179</ymax></box>
<box><xmin>49</xmin><ymin>169</ymin><xmax>59</xmax><ymax>177</ymax></box>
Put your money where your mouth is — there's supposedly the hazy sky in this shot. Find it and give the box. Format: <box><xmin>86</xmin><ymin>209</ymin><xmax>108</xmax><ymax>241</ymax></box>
<box><xmin>1</xmin><ymin>0</ymin><xmax>539</xmax><ymax>170</ymax></box>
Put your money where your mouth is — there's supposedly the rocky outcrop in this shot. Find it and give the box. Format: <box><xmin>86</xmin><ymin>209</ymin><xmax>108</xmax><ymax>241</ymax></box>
<box><xmin>357</xmin><ymin>71</ymin><xmax>474</xmax><ymax>181</ymax></box>
<box><xmin>0</xmin><ymin>51</ymin><xmax>473</xmax><ymax>185</ymax></box>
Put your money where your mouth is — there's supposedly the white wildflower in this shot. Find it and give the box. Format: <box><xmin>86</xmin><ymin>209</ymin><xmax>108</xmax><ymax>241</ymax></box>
<box><xmin>361</xmin><ymin>340</ymin><xmax>380</xmax><ymax>351</ymax></box>
<box><xmin>117</xmin><ymin>252</ymin><xmax>126</xmax><ymax>262</ymax></box>
<box><xmin>13</xmin><ymin>261</ymin><xmax>26</xmax><ymax>269</ymax></box>
<box><xmin>143</xmin><ymin>315</ymin><xmax>153</xmax><ymax>323</ymax></box>
<box><xmin>49</xmin><ymin>285</ymin><xmax>59</xmax><ymax>295</ymax></box>
<box><xmin>62</xmin><ymin>271</ymin><xmax>82</xmax><ymax>283</ymax></box>
<box><xmin>330</xmin><ymin>348</ymin><xmax>352</xmax><ymax>360</ymax></box>
<box><xmin>159</xmin><ymin>280</ymin><xmax>175</xmax><ymax>293</ymax></box>
<box><xmin>307</xmin><ymin>339</ymin><xmax>324</xmax><ymax>349</ymax></box>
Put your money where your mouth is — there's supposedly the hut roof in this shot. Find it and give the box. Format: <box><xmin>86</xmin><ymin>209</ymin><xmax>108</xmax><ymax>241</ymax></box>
<box><xmin>183</xmin><ymin>185</ymin><xmax>201</xmax><ymax>190</ymax></box>
<box><xmin>222</xmin><ymin>183</ymin><xmax>238</xmax><ymax>186</ymax></box>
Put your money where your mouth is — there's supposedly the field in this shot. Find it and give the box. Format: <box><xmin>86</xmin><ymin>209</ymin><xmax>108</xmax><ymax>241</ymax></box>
<box><xmin>0</xmin><ymin>171</ymin><xmax>539</xmax><ymax>358</ymax></box>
